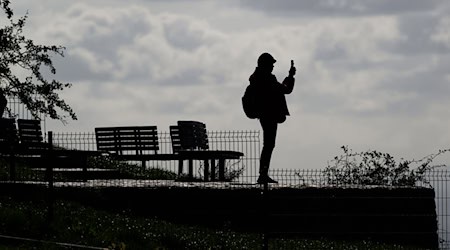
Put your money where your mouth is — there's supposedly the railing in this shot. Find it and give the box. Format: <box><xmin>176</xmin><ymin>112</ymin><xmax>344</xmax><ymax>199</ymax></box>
<box><xmin>50</xmin><ymin>130</ymin><xmax>261</xmax><ymax>183</ymax></box>
<box><xmin>3</xmin><ymin>97</ymin><xmax>46</xmax><ymax>131</ymax></box>
<box><xmin>0</xmin><ymin>129</ymin><xmax>448</xmax><ymax>248</ymax></box>
<box><xmin>426</xmin><ymin>168</ymin><xmax>450</xmax><ymax>249</ymax></box>
<box><xmin>268</xmin><ymin>168</ymin><xmax>450</xmax><ymax>250</ymax></box>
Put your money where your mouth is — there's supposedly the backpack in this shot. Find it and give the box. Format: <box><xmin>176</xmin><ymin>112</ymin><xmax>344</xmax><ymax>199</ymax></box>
<box><xmin>242</xmin><ymin>84</ymin><xmax>259</xmax><ymax>119</ymax></box>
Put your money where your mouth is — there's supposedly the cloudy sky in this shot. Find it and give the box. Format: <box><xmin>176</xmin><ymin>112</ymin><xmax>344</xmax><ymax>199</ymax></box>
<box><xmin>6</xmin><ymin>0</ymin><xmax>450</xmax><ymax>169</ymax></box>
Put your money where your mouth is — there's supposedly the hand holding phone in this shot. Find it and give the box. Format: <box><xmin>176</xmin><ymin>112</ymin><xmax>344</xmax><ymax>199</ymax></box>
<box><xmin>289</xmin><ymin>60</ymin><xmax>296</xmax><ymax>77</ymax></box>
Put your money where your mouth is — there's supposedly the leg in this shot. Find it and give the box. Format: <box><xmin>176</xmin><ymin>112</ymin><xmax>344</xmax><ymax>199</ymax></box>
<box><xmin>260</xmin><ymin>118</ymin><xmax>277</xmax><ymax>173</ymax></box>
<box><xmin>258</xmin><ymin>118</ymin><xmax>278</xmax><ymax>183</ymax></box>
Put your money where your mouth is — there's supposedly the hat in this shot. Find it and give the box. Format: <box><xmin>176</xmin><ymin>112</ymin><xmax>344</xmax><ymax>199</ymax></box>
<box><xmin>257</xmin><ymin>52</ymin><xmax>276</xmax><ymax>66</ymax></box>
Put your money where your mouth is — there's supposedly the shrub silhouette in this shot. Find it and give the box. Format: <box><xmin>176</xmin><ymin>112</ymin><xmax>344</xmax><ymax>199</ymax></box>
<box><xmin>324</xmin><ymin>145</ymin><xmax>449</xmax><ymax>186</ymax></box>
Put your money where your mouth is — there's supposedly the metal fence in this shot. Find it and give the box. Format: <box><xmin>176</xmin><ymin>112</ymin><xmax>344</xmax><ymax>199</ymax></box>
<box><xmin>3</xmin><ymin>97</ymin><xmax>46</xmax><ymax>131</ymax></box>
<box><xmin>0</xmin><ymin>129</ymin><xmax>449</xmax><ymax>248</ymax></box>
<box><xmin>428</xmin><ymin>169</ymin><xmax>450</xmax><ymax>249</ymax></box>
<box><xmin>27</xmin><ymin>131</ymin><xmax>450</xmax><ymax>248</ymax></box>
<box><xmin>50</xmin><ymin>130</ymin><xmax>261</xmax><ymax>183</ymax></box>
<box><xmin>269</xmin><ymin>168</ymin><xmax>450</xmax><ymax>249</ymax></box>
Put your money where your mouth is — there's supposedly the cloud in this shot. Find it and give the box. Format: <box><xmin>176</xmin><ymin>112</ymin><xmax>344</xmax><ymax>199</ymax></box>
<box><xmin>11</xmin><ymin>1</ymin><xmax>450</xmax><ymax>169</ymax></box>
<box><xmin>54</xmin><ymin>5</ymin><xmax>228</xmax><ymax>86</ymax></box>
<box><xmin>35</xmin><ymin>2</ymin><xmax>448</xmax><ymax>122</ymax></box>
<box><xmin>161</xmin><ymin>14</ymin><xmax>224</xmax><ymax>51</ymax></box>
<box><xmin>237</xmin><ymin>0</ymin><xmax>444</xmax><ymax>17</ymax></box>
<box><xmin>432</xmin><ymin>16</ymin><xmax>450</xmax><ymax>48</ymax></box>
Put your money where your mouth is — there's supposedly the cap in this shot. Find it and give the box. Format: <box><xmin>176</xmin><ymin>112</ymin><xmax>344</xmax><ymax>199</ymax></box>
<box><xmin>257</xmin><ymin>52</ymin><xmax>276</xmax><ymax>66</ymax></box>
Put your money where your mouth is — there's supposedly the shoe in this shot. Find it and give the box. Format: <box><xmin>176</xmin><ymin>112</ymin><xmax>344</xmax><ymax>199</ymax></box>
<box><xmin>266</xmin><ymin>176</ymin><xmax>278</xmax><ymax>184</ymax></box>
<box><xmin>257</xmin><ymin>175</ymin><xmax>266</xmax><ymax>184</ymax></box>
<box><xmin>257</xmin><ymin>175</ymin><xmax>278</xmax><ymax>184</ymax></box>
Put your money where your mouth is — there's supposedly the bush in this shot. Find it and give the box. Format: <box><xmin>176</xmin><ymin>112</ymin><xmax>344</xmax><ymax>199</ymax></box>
<box><xmin>87</xmin><ymin>155</ymin><xmax>177</xmax><ymax>180</ymax></box>
<box><xmin>324</xmin><ymin>146</ymin><xmax>449</xmax><ymax>187</ymax></box>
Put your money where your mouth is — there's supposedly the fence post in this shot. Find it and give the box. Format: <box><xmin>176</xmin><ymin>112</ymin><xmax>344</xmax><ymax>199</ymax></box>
<box><xmin>9</xmin><ymin>153</ymin><xmax>16</xmax><ymax>182</ymax></box>
<box><xmin>8</xmin><ymin>127</ymin><xmax>16</xmax><ymax>182</ymax></box>
<box><xmin>261</xmin><ymin>183</ymin><xmax>269</xmax><ymax>250</ymax></box>
<box><xmin>47</xmin><ymin>131</ymin><xmax>54</xmax><ymax>188</ymax></box>
<box><xmin>47</xmin><ymin>131</ymin><xmax>54</xmax><ymax>221</ymax></box>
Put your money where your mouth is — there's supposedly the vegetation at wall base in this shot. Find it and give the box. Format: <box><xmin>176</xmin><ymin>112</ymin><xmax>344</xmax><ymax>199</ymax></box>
<box><xmin>88</xmin><ymin>155</ymin><xmax>179</xmax><ymax>180</ymax></box>
<box><xmin>0</xmin><ymin>195</ymin><xmax>425</xmax><ymax>249</ymax></box>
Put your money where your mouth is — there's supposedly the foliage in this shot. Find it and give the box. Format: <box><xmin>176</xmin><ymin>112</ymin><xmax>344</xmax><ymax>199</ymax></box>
<box><xmin>87</xmin><ymin>155</ymin><xmax>178</xmax><ymax>180</ymax></box>
<box><xmin>0</xmin><ymin>0</ymin><xmax>76</xmax><ymax>121</ymax></box>
<box><xmin>0</xmin><ymin>157</ymin><xmax>47</xmax><ymax>181</ymax></box>
<box><xmin>198</xmin><ymin>160</ymin><xmax>245</xmax><ymax>182</ymax></box>
<box><xmin>324</xmin><ymin>145</ymin><xmax>449</xmax><ymax>187</ymax></box>
<box><xmin>0</xmin><ymin>196</ymin><xmax>414</xmax><ymax>249</ymax></box>
<box><xmin>222</xmin><ymin>165</ymin><xmax>245</xmax><ymax>182</ymax></box>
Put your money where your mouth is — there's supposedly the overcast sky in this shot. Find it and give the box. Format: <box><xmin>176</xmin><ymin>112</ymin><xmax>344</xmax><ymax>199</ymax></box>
<box><xmin>6</xmin><ymin>0</ymin><xmax>450</xmax><ymax>169</ymax></box>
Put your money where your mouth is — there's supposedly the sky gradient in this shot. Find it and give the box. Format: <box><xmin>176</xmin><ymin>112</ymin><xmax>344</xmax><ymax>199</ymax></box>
<box><xmin>6</xmin><ymin>0</ymin><xmax>450</xmax><ymax>169</ymax></box>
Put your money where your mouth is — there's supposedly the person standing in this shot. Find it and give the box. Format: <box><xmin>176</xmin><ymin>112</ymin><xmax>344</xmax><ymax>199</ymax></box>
<box><xmin>249</xmin><ymin>52</ymin><xmax>296</xmax><ymax>184</ymax></box>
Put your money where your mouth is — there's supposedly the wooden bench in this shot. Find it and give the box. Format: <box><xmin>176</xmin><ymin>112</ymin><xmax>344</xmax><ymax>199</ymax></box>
<box><xmin>0</xmin><ymin>118</ymin><xmax>19</xmax><ymax>179</ymax></box>
<box><xmin>0</xmin><ymin>118</ymin><xmax>18</xmax><ymax>154</ymax></box>
<box><xmin>0</xmin><ymin>118</ymin><xmax>45</xmax><ymax>180</ymax></box>
<box><xmin>95</xmin><ymin>123</ymin><xmax>244</xmax><ymax>181</ymax></box>
<box><xmin>17</xmin><ymin>119</ymin><xmax>49</xmax><ymax>154</ymax></box>
<box><xmin>170</xmin><ymin>121</ymin><xmax>244</xmax><ymax>181</ymax></box>
<box><xmin>95</xmin><ymin>126</ymin><xmax>180</xmax><ymax>169</ymax></box>
<box><xmin>3</xmin><ymin>119</ymin><xmax>104</xmax><ymax>181</ymax></box>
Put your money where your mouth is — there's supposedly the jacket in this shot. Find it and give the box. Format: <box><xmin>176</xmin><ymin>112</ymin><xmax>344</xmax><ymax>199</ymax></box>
<box><xmin>249</xmin><ymin>67</ymin><xmax>295</xmax><ymax>123</ymax></box>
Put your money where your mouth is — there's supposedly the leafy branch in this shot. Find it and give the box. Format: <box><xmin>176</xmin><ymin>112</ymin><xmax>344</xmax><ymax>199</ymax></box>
<box><xmin>0</xmin><ymin>0</ymin><xmax>76</xmax><ymax>122</ymax></box>
<box><xmin>324</xmin><ymin>146</ymin><xmax>449</xmax><ymax>187</ymax></box>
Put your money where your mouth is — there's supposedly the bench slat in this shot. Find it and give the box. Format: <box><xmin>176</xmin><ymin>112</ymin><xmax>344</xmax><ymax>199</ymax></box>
<box><xmin>17</xmin><ymin>119</ymin><xmax>47</xmax><ymax>152</ymax></box>
<box><xmin>96</xmin><ymin>131</ymin><xmax>158</xmax><ymax>136</ymax></box>
<box><xmin>95</xmin><ymin>126</ymin><xmax>157</xmax><ymax>131</ymax></box>
<box><xmin>95</xmin><ymin>126</ymin><xmax>160</xmax><ymax>155</ymax></box>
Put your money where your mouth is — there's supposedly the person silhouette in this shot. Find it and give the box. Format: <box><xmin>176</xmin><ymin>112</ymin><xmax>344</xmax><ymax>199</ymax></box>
<box><xmin>249</xmin><ymin>52</ymin><xmax>296</xmax><ymax>184</ymax></box>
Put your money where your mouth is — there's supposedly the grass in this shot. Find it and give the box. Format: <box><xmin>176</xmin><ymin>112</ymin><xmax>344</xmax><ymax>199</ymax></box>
<box><xmin>0</xmin><ymin>195</ymin><xmax>422</xmax><ymax>250</ymax></box>
<box><xmin>88</xmin><ymin>155</ymin><xmax>180</xmax><ymax>180</ymax></box>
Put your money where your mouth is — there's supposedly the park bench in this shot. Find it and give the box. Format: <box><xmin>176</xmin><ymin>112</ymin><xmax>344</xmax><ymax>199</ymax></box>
<box><xmin>0</xmin><ymin>118</ymin><xmax>54</xmax><ymax>155</ymax></box>
<box><xmin>170</xmin><ymin>121</ymin><xmax>244</xmax><ymax>181</ymax></box>
<box><xmin>0</xmin><ymin>118</ymin><xmax>105</xmax><ymax>181</ymax></box>
<box><xmin>17</xmin><ymin>119</ymin><xmax>108</xmax><ymax>181</ymax></box>
<box><xmin>0</xmin><ymin>118</ymin><xmax>19</xmax><ymax>177</ymax></box>
<box><xmin>17</xmin><ymin>119</ymin><xmax>49</xmax><ymax>154</ymax></box>
<box><xmin>95</xmin><ymin>125</ymin><xmax>180</xmax><ymax>169</ymax></box>
<box><xmin>95</xmin><ymin>123</ymin><xmax>244</xmax><ymax>181</ymax></box>
<box><xmin>0</xmin><ymin>118</ymin><xmax>18</xmax><ymax>154</ymax></box>
<box><xmin>0</xmin><ymin>118</ymin><xmax>45</xmax><ymax>179</ymax></box>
